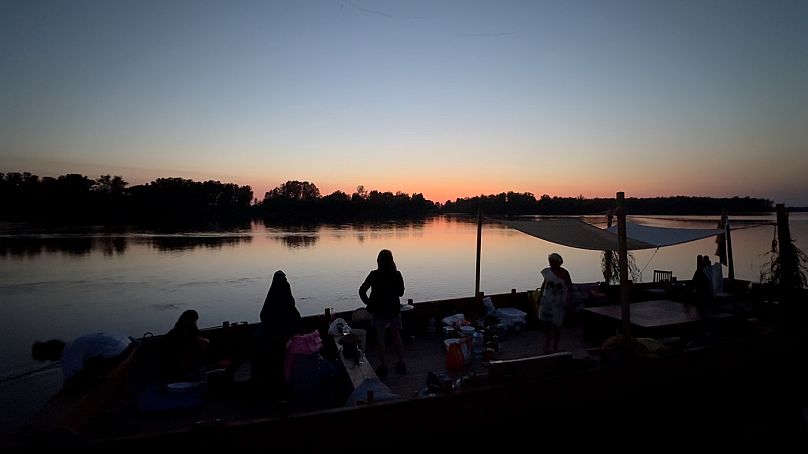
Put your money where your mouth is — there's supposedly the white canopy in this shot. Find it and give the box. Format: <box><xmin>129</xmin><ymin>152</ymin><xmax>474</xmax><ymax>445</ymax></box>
<box><xmin>500</xmin><ymin>218</ymin><xmax>724</xmax><ymax>251</ymax></box>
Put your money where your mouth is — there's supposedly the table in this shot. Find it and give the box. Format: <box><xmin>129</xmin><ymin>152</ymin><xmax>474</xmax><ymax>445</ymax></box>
<box><xmin>333</xmin><ymin>333</ymin><xmax>377</xmax><ymax>389</ymax></box>
<box><xmin>583</xmin><ymin>299</ymin><xmax>730</xmax><ymax>329</ymax></box>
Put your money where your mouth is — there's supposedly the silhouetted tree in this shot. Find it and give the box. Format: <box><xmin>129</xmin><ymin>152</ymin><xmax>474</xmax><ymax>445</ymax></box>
<box><xmin>441</xmin><ymin>193</ymin><xmax>773</xmax><ymax>216</ymax></box>
<box><xmin>0</xmin><ymin>172</ymin><xmax>253</xmax><ymax>225</ymax></box>
<box><xmin>266</xmin><ymin>180</ymin><xmax>321</xmax><ymax>201</ymax></box>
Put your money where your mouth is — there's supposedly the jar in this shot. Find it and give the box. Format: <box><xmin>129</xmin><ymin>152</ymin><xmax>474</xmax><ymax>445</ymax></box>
<box><xmin>472</xmin><ymin>331</ymin><xmax>484</xmax><ymax>356</ymax></box>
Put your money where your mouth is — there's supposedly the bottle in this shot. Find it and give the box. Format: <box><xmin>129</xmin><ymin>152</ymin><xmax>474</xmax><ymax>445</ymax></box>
<box><xmin>427</xmin><ymin>317</ymin><xmax>436</xmax><ymax>335</ymax></box>
<box><xmin>472</xmin><ymin>331</ymin><xmax>484</xmax><ymax>357</ymax></box>
<box><xmin>491</xmin><ymin>333</ymin><xmax>500</xmax><ymax>352</ymax></box>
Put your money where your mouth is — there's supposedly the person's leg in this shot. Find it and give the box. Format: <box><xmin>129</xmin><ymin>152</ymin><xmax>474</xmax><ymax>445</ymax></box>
<box><xmin>389</xmin><ymin>327</ymin><xmax>404</xmax><ymax>361</ymax></box>
<box><xmin>541</xmin><ymin>321</ymin><xmax>552</xmax><ymax>354</ymax></box>
<box><xmin>552</xmin><ymin>326</ymin><xmax>561</xmax><ymax>353</ymax></box>
<box><xmin>375</xmin><ymin>322</ymin><xmax>387</xmax><ymax>368</ymax></box>
<box><xmin>389</xmin><ymin>326</ymin><xmax>406</xmax><ymax>373</ymax></box>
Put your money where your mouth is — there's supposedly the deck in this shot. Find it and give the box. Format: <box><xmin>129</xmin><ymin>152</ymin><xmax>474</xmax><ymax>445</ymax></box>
<box><xmin>365</xmin><ymin>322</ymin><xmax>598</xmax><ymax>398</ymax></box>
<box><xmin>10</xmin><ymin>287</ymin><xmax>807</xmax><ymax>449</ymax></box>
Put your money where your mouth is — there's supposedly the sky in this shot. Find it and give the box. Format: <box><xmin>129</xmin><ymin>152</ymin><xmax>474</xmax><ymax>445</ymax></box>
<box><xmin>1</xmin><ymin>0</ymin><xmax>807</xmax><ymax>205</ymax></box>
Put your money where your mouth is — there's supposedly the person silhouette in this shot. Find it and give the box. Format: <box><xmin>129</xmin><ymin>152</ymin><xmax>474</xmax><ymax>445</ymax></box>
<box><xmin>538</xmin><ymin>253</ymin><xmax>573</xmax><ymax>354</ymax></box>
<box><xmin>254</xmin><ymin>270</ymin><xmax>301</xmax><ymax>394</ymax></box>
<box><xmin>161</xmin><ymin>309</ymin><xmax>209</xmax><ymax>381</ymax></box>
<box><xmin>32</xmin><ymin>333</ymin><xmax>133</xmax><ymax>390</ymax></box>
<box><xmin>359</xmin><ymin>249</ymin><xmax>406</xmax><ymax>378</ymax></box>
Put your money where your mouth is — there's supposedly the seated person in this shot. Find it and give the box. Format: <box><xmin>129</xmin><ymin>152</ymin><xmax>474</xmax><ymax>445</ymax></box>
<box><xmin>253</xmin><ymin>270</ymin><xmax>301</xmax><ymax>396</ymax></box>
<box><xmin>160</xmin><ymin>309</ymin><xmax>209</xmax><ymax>381</ymax></box>
<box><xmin>32</xmin><ymin>333</ymin><xmax>133</xmax><ymax>391</ymax></box>
<box><xmin>689</xmin><ymin>255</ymin><xmax>710</xmax><ymax>304</ymax></box>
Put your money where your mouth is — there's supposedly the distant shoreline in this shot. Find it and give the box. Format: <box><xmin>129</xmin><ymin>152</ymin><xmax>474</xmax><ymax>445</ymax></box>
<box><xmin>0</xmin><ymin>171</ymin><xmax>793</xmax><ymax>226</ymax></box>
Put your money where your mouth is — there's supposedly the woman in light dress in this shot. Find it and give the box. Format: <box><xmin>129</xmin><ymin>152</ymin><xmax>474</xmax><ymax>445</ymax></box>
<box><xmin>538</xmin><ymin>253</ymin><xmax>573</xmax><ymax>354</ymax></box>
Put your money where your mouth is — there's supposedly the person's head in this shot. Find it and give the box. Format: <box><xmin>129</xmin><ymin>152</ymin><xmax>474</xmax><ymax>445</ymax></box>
<box><xmin>271</xmin><ymin>270</ymin><xmax>288</xmax><ymax>288</ymax></box>
<box><xmin>175</xmin><ymin>309</ymin><xmax>199</xmax><ymax>331</ymax></box>
<box><xmin>269</xmin><ymin>270</ymin><xmax>293</xmax><ymax>300</ymax></box>
<box><xmin>376</xmin><ymin>249</ymin><xmax>396</xmax><ymax>273</ymax></box>
<box><xmin>696</xmin><ymin>255</ymin><xmax>703</xmax><ymax>268</ymax></box>
<box><xmin>32</xmin><ymin>339</ymin><xmax>66</xmax><ymax>362</ymax></box>
<box><xmin>548</xmin><ymin>253</ymin><xmax>563</xmax><ymax>268</ymax></box>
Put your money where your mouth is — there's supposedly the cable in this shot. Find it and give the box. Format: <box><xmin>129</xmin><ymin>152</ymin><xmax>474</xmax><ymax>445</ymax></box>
<box><xmin>639</xmin><ymin>247</ymin><xmax>661</xmax><ymax>277</ymax></box>
<box><xmin>0</xmin><ymin>362</ymin><xmax>60</xmax><ymax>384</ymax></box>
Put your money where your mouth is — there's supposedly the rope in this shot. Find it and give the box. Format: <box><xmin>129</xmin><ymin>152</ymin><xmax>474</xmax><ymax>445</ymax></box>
<box><xmin>639</xmin><ymin>247</ymin><xmax>661</xmax><ymax>277</ymax></box>
<box><xmin>0</xmin><ymin>362</ymin><xmax>60</xmax><ymax>384</ymax></box>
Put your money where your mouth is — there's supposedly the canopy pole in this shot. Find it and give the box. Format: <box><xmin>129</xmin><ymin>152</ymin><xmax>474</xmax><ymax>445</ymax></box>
<box><xmin>776</xmin><ymin>203</ymin><xmax>797</xmax><ymax>289</ymax></box>
<box><xmin>616</xmin><ymin>192</ymin><xmax>631</xmax><ymax>342</ymax></box>
<box><xmin>604</xmin><ymin>211</ymin><xmax>614</xmax><ymax>284</ymax></box>
<box><xmin>475</xmin><ymin>208</ymin><xmax>482</xmax><ymax>299</ymax></box>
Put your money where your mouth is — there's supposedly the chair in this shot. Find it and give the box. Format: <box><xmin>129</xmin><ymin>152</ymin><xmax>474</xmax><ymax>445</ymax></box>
<box><xmin>653</xmin><ymin>270</ymin><xmax>673</xmax><ymax>283</ymax></box>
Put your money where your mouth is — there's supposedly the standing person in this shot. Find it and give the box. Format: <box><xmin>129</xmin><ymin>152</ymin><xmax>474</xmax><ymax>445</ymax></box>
<box><xmin>359</xmin><ymin>249</ymin><xmax>405</xmax><ymax>378</ymax></box>
<box><xmin>538</xmin><ymin>253</ymin><xmax>573</xmax><ymax>354</ymax></box>
<box><xmin>255</xmin><ymin>270</ymin><xmax>301</xmax><ymax>392</ymax></box>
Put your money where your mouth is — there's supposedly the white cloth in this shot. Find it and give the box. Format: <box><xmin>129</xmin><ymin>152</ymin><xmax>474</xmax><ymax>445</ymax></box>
<box><xmin>500</xmin><ymin>218</ymin><xmax>724</xmax><ymax>251</ymax></box>
<box><xmin>538</xmin><ymin>268</ymin><xmax>569</xmax><ymax>328</ymax></box>
<box><xmin>709</xmin><ymin>263</ymin><xmax>729</xmax><ymax>297</ymax></box>
<box><xmin>61</xmin><ymin>333</ymin><xmax>131</xmax><ymax>381</ymax></box>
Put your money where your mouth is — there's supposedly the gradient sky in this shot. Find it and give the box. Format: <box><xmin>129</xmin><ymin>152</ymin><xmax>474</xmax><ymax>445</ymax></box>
<box><xmin>1</xmin><ymin>0</ymin><xmax>807</xmax><ymax>204</ymax></box>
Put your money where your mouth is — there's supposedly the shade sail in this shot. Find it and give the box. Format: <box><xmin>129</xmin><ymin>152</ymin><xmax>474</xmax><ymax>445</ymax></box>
<box><xmin>605</xmin><ymin>222</ymin><xmax>726</xmax><ymax>249</ymax></box>
<box><xmin>500</xmin><ymin>218</ymin><xmax>724</xmax><ymax>251</ymax></box>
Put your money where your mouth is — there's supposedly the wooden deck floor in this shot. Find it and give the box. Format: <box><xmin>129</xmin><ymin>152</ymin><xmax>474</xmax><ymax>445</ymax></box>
<box><xmin>364</xmin><ymin>321</ymin><xmax>600</xmax><ymax>398</ymax></box>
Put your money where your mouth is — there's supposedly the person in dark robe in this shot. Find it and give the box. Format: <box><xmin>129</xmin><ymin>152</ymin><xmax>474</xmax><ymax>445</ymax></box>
<box><xmin>254</xmin><ymin>270</ymin><xmax>301</xmax><ymax>394</ymax></box>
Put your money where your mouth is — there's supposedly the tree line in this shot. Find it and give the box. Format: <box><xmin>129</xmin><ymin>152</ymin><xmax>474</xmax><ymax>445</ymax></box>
<box><xmin>0</xmin><ymin>172</ymin><xmax>253</xmax><ymax>225</ymax></box>
<box><xmin>0</xmin><ymin>172</ymin><xmax>437</xmax><ymax>225</ymax></box>
<box><xmin>260</xmin><ymin>181</ymin><xmax>437</xmax><ymax>221</ymax></box>
<box><xmin>0</xmin><ymin>171</ymin><xmax>777</xmax><ymax>226</ymax></box>
<box><xmin>442</xmin><ymin>192</ymin><xmax>774</xmax><ymax>215</ymax></box>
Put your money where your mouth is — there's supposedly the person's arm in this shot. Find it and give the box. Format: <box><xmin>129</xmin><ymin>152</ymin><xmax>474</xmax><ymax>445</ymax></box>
<box><xmin>396</xmin><ymin>271</ymin><xmax>405</xmax><ymax>297</ymax></box>
<box><xmin>359</xmin><ymin>272</ymin><xmax>373</xmax><ymax>305</ymax></box>
<box><xmin>564</xmin><ymin>269</ymin><xmax>575</xmax><ymax>309</ymax></box>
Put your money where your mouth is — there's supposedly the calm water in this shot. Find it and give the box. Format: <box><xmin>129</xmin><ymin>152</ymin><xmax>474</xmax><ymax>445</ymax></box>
<box><xmin>0</xmin><ymin>213</ymin><xmax>805</xmax><ymax>433</ymax></box>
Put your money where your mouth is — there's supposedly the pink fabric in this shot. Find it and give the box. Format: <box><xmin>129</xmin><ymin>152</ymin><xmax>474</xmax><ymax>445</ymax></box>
<box><xmin>283</xmin><ymin>330</ymin><xmax>323</xmax><ymax>381</ymax></box>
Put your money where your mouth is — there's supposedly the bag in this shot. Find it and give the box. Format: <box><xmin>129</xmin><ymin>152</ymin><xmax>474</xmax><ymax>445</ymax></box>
<box><xmin>446</xmin><ymin>340</ymin><xmax>470</xmax><ymax>370</ymax></box>
<box><xmin>482</xmin><ymin>296</ymin><xmax>496</xmax><ymax>315</ymax></box>
<box><xmin>528</xmin><ymin>288</ymin><xmax>542</xmax><ymax>318</ymax></box>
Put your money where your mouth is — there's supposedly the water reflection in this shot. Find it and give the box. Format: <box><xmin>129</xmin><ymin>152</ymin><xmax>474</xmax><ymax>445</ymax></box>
<box><xmin>0</xmin><ymin>234</ymin><xmax>252</xmax><ymax>257</ymax></box>
<box><xmin>262</xmin><ymin>218</ymin><xmax>433</xmax><ymax>249</ymax></box>
<box><xmin>0</xmin><ymin>236</ymin><xmax>114</xmax><ymax>258</ymax></box>
<box><xmin>277</xmin><ymin>234</ymin><xmax>319</xmax><ymax>248</ymax></box>
<box><xmin>143</xmin><ymin>235</ymin><xmax>252</xmax><ymax>252</ymax></box>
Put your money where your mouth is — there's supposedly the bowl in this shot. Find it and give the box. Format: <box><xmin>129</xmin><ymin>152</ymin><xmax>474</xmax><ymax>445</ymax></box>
<box><xmin>459</xmin><ymin>326</ymin><xmax>475</xmax><ymax>336</ymax></box>
<box><xmin>166</xmin><ymin>381</ymin><xmax>205</xmax><ymax>393</ymax></box>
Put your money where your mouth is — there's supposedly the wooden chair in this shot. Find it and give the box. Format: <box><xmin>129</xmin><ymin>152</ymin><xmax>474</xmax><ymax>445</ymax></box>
<box><xmin>653</xmin><ymin>270</ymin><xmax>673</xmax><ymax>283</ymax></box>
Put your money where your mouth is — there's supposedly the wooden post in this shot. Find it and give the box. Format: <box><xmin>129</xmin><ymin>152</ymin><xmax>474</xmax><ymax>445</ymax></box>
<box><xmin>475</xmin><ymin>208</ymin><xmax>483</xmax><ymax>299</ymax></box>
<box><xmin>776</xmin><ymin>204</ymin><xmax>797</xmax><ymax>289</ymax></box>
<box><xmin>616</xmin><ymin>192</ymin><xmax>631</xmax><ymax>342</ymax></box>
